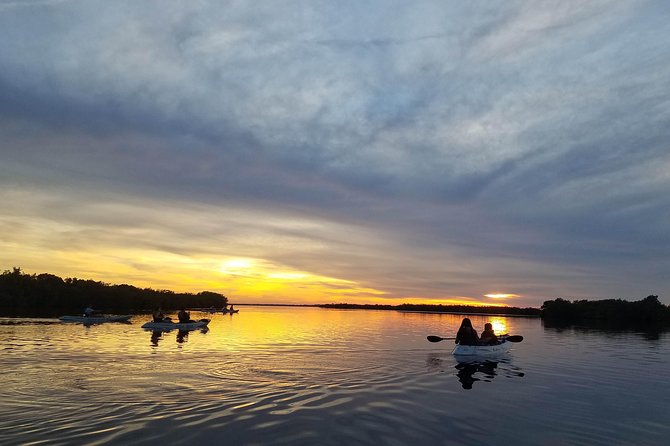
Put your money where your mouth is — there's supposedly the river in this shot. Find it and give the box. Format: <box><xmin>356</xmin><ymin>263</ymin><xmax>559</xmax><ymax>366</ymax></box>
<box><xmin>1</xmin><ymin>306</ymin><xmax>668</xmax><ymax>445</ymax></box>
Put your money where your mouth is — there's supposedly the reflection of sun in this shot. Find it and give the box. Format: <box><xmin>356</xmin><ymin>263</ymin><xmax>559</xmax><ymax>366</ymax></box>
<box><xmin>489</xmin><ymin>317</ymin><xmax>507</xmax><ymax>334</ymax></box>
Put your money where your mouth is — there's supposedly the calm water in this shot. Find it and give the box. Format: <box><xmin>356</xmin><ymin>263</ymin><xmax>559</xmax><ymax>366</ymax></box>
<box><xmin>1</xmin><ymin>306</ymin><xmax>668</xmax><ymax>445</ymax></box>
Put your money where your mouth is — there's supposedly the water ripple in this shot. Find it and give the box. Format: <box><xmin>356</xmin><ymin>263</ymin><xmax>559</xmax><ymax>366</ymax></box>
<box><xmin>1</xmin><ymin>310</ymin><xmax>669</xmax><ymax>446</ymax></box>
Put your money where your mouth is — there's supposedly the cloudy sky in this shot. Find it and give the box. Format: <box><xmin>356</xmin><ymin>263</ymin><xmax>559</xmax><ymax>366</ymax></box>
<box><xmin>1</xmin><ymin>0</ymin><xmax>669</xmax><ymax>307</ymax></box>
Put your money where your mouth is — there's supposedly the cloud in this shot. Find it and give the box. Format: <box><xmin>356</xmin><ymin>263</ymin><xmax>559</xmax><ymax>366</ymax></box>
<box><xmin>1</xmin><ymin>1</ymin><xmax>669</xmax><ymax>305</ymax></box>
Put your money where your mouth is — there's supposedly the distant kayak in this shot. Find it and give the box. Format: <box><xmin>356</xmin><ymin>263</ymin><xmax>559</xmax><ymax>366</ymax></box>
<box><xmin>59</xmin><ymin>315</ymin><xmax>132</xmax><ymax>324</ymax></box>
<box><xmin>222</xmin><ymin>309</ymin><xmax>239</xmax><ymax>314</ymax></box>
<box><xmin>141</xmin><ymin>319</ymin><xmax>210</xmax><ymax>331</ymax></box>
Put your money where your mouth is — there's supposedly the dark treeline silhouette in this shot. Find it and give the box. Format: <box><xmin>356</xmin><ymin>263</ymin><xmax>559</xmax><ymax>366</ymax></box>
<box><xmin>0</xmin><ymin>267</ymin><xmax>227</xmax><ymax>315</ymax></box>
<box><xmin>541</xmin><ymin>295</ymin><xmax>670</xmax><ymax>328</ymax></box>
<box><xmin>319</xmin><ymin>303</ymin><xmax>541</xmax><ymax>316</ymax></box>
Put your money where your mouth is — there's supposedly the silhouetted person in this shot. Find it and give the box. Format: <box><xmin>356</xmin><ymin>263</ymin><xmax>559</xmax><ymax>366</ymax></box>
<box><xmin>83</xmin><ymin>304</ymin><xmax>95</xmax><ymax>317</ymax></box>
<box><xmin>480</xmin><ymin>323</ymin><xmax>498</xmax><ymax>345</ymax></box>
<box><xmin>455</xmin><ymin>318</ymin><xmax>479</xmax><ymax>346</ymax></box>
<box><xmin>177</xmin><ymin>308</ymin><xmax>192</xmax><ymax>323</ymax></box>
<box><xmin>153</xmin><ymin>307</ymin><xmax>167</xmax><ymax>322</ymax></box>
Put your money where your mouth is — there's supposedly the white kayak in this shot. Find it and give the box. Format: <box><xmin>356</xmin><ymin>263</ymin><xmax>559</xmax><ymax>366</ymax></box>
<box><xmin>452</xmin><ymin>336</ymin><xmax>514</xmax><ymax>357</ymax></box>
<box><xmin>141</xmin><ymin>319</ymin><xmax>210</xmax><ymax>331</ymax></box>
<box><xmin>59</xmin><ymin>315</ymin><xmax>132</xmax><ymax>324</ymax></box>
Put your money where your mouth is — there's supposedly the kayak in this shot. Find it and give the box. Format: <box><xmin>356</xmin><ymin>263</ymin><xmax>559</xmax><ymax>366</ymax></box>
<box><xmin>452</xmin><ymin>336</ymin><xmax>513</xmax><ymax>357</ymax></box>
<box><xmin>141</xmin><ymin>319</ymin><xmax>210</xmax><ymax>331</ymax></box>
<box><xmin>59</xmin><ymin>315</ymin><xmax>132</xmax><ymax>324</ymax></box>
<box><xmin>141</xmin><ymin>318</ymin><xmax>210</xmax><ymax>331</ymax></box>
<box><xmin>222</xmin><ymin>309</ymin><xmax>239</xmax><ymax>314</ymax></box>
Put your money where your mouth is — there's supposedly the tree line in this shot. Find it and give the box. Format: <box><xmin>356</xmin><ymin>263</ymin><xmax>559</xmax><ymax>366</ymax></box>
<box><xmin>319</xmin><ymin>303</ymin><xmax>541</xmax><ymax>316</ymax></box>
<box><xmin>0</xmin><ymin>267</ymin><xmax>227</xmax><ymax>315</ymax></box>
<box><xmin>541</xmin><ymin>295</ymin><xmax>670</xmax><ymax>327</ymax></box>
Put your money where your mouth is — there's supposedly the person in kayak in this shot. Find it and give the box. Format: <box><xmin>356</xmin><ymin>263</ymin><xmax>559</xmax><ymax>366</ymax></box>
<box><xmin>177</xmin><ymin>308</ymin><xmax>193</xmax><ymax>323</ymax></box>
<box><xmin>455</xmin><ymin>318</ymin><xmax>479</xmax><ymax>345</ymax></box>
<box><xmin>153</xmin><ymin>306</ymin><xmax>168</xmax><ymax>322</ymax></box>
<box><xmin>83</xmin><ymin>304</ymin><xmax>96</xmax><ymax>317</ymax></box>
<box><xmin>479</xmin><ymin>323</ymin><xmax>499</xmax><ymax>345</ymax></box>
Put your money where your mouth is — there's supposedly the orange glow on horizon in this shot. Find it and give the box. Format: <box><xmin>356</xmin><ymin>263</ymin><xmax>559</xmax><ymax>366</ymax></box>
<box><xmin>6</xmin><ymin>245</ymin><xmax>521</xmax><ymax>307</ymax></box>
<box><xmin>341</xmin><ymin>296</ymin><xmax>507</xmax><ymax>307</ymax></box>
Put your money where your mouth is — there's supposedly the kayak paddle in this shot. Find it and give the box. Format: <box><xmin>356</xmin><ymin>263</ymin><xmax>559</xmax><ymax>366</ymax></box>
<box><xmin>427</xmin><ymin>334</ymin><xmax>524</xmax><ymax>343</ymax></box>
<box><xmin>427</xmin><ymin>336</ymin><xmax>455</xmax><ymax>342</ymax></box>
<box><xmin>504</xmin><ymin>335</ymin><xmax>523</xmax><ymax>342</ymax></box>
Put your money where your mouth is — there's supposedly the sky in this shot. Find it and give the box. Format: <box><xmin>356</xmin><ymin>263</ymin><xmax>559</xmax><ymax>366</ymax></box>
<box><xmin>1</xmin><ymin>1</ymin><xmax>669</xmax><ymax>307</ymax></box>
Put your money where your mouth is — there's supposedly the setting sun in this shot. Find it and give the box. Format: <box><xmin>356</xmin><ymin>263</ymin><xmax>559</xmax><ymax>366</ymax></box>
<box><xmin>219</xmin><ymin>259</ymin><xmax>254</xmax><ymax>274</ymax></box>
<box><xmin>485</xmin><ymin>293</ymin><xmax>520</xmax><ymax>299</ymax></box>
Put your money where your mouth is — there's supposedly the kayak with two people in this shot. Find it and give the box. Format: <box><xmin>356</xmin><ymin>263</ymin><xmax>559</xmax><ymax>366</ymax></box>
<box><xmin>427</xmin><ymin>317</ymin><xmax>524</xmax><ymax>358</ymax></box>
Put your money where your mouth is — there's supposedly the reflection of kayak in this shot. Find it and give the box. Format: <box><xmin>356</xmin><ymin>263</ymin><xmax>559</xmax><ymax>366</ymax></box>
<box><xmin>141</xmin><ymin>319</ymin><xmax>210</xmax><ymax>331</ymax></box>
<box><xmin>59</xmin><ymin>315</ymin><xmax>132</xmax><ymax>324</ymax></box>
<box><xmin>452</xmin><ymin>336</ymin><xmax>513</xmax><ymax>358</ymax></box>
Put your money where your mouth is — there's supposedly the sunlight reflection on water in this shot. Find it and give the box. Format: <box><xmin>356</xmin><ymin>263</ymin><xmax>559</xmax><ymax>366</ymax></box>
<box><xmin>1</xmin><ymin>307</ymin><xmax>669</xmax><ymax>445</ymax></box>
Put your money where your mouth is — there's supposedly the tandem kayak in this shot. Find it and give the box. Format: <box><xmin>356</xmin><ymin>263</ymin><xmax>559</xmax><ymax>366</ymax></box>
<box><xmin>141</xmin><ymin>319</ymin><xmax>210</xmax><ymax>331</ymax></box>
<box><xmin>452</xmin><ymin>335</ymin><xmax>518</xmax><ymax>358</ymax></box>
<box><xmin>59</xmin><ymin>315</ymin><xmax>132</xmax><ymax>324</ymax></box>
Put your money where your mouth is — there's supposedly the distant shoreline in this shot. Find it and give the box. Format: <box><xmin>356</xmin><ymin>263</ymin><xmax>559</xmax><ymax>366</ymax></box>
<box><xmin>233</xmin><ymin>303</ymin><xmax>318</xmax><ymax>307</ymax></box>
<box><xmin>393</xmin><ymin>309</ymin><xmax>541</xmax><ymax>317</ymax></box>
<box><xmin>232</xmin><ymin>302</ymin><xmax>542</xmax><ymax>316</ymax></box>
<box><xmin>319</xmin><ymin>303</ymin><xmax>541</xmax><ymax>316</ymax></box>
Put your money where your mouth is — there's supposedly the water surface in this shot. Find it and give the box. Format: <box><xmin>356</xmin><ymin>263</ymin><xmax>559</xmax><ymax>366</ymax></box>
<box><xmin>1</xmin><ymin>307</ymin><xmax>668</xmax><ymax>445</ymax></box>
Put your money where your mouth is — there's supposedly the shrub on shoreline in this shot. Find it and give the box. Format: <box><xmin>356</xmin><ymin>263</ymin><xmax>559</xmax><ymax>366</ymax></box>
<box><xmin>541</xmin><ymin>295</ymin><xmax>670</xmax><ymax>327</ymax></box>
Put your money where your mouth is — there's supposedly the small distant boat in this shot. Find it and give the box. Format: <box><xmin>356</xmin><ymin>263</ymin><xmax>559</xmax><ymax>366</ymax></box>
<box><xmin>141</xmin><ymin>318</ymin><xmax>210</xmax><ymax>331</ymax></box>
<box><xmin>222</xmin><ymin>309</ymin><xmax>239</xmax><ymax>314</ymax></box>
<box><xmin>59</xmin><ymin>315</ymin><xmax>132</xmax><ymax>324</ymax></box>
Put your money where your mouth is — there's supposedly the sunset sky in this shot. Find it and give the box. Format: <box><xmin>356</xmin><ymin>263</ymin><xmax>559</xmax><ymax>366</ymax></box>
<box><xmin>1</xmin><ymin>1</ymin><xmax>669</xmax><ymax>307</ymax></box>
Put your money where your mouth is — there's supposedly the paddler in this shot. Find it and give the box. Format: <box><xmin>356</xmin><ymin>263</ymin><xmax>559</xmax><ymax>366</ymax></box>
<box><xmin>455</xmin><ymin>317</ymin><xmax>479</xmax><ymax>345</ymax></box>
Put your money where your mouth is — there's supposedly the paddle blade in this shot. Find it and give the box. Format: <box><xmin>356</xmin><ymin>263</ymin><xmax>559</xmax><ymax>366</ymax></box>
<box><xmin>505</xmin><ymin>335</ymin><xmax>523</xmax><ymax>343</ymax></box>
